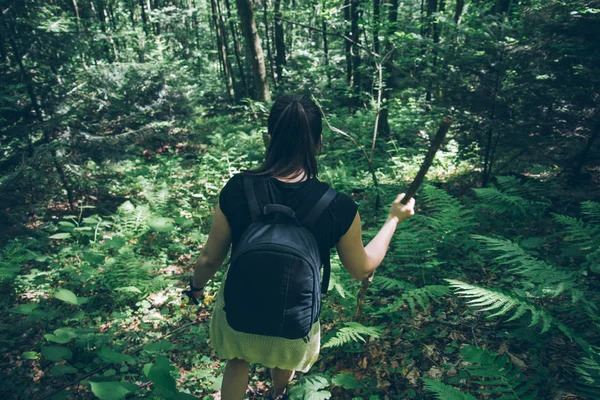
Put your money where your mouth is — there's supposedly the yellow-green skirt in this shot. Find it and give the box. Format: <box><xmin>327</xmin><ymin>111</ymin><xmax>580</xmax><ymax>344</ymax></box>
<box><xmin>209</xmin><ymin>271</ymin><xmax>320</xmax><ymax>373</ymax></box>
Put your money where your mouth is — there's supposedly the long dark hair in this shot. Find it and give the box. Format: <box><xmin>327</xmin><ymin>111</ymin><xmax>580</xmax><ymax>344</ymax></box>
<box><xmin>245</xmin><ymin>94</ymin><xmax>322</xmax><ymax>179</ymax></box>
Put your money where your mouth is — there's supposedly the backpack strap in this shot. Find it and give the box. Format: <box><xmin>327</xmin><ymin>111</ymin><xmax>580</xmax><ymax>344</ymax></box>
<box><xmin>243</xmin><ymin>175</ymin><xmax>261</xmax><ymax>222</ymax></box>
<box><xmin>301</xmin><ymin>187</ymin><xmax>337</xmax><ymax>295</ymax></box>
<box><xmin>302</xmin><ymin>187</ymin><xmax>337</xmax><ymax>228</ymax></box>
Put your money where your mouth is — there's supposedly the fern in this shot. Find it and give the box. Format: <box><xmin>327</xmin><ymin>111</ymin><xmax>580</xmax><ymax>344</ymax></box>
<box><xmin>445</xmin><ymin>279</ymin><xmax>553</xmax><ymax>333</ymax></box>
<box><xmin>575</xmin><ymin>356</ymin><xmax>600</xmax><ymax>399</ymax></box>
<box><xmin>288</xmin><ymin>374</ymin><xmax>331</xmax><ymax>400</ymax></box>
<box><xmin>0</xmin><ymin>240</ymin><xmax>34</xmax><ymax>282</ymax></box>
<box><xmin>474</xmin><ymin>175</ymin><xmax>551</xmax><ymax>216</ymax></box>
<box><xmin>422</xmin><ymin>378</ymin><xmax>477</xmax><ymax>400</ymax></box>
<box><xmin>472</xmin><ymin>235</ymin><xmax>576</xmax><ymax>297</ymax></box>
<box><xmin>322</xmin><ymin>322</ymin><xmax>383</xmax><ymax>348</ymax></box>
<box><xmin>473</xmin><ymin>187</ymin><xmax>532</xmax><ymax>215</ymax></box>
<box><xmin>99</xmin><ymin>246</ymin><xmax>174</xmax><ymax>297</ymax></box>
<box><xmin>372</xmin><ymin>275</ymin><xmax>416</xmax><ymax>291</ymax></box>
<box><xmin>553</xmin><ymin>208</ymin><xmax>600</xmax><ymax>274</ymax></box>
<box><xmin>420</xmin><ymin>185</ymin><xmax>476</xmax><ymax>234</ymax></box>
<box><xmin>374</xmin><ymin>285</ymin><xmax>449</xmax><ymax>315</ymax></box>
<box><xmin>115</xmin><ymin>200</ymin><xmax>152</xmax><ymax>237</ymax></box>
<box><xmin>581</xmin><ymin>201</ymin><xmax>600</xmax><ymax>224</ymax></box>
<box><xmin>460</xmin><ymin>346</ymin><xmax>538</xmax><ymax>399</ymax></box>
<box><xmin>143</xmin><ymin>181</ymin><xmax>170</xmax><ymax>212</ymax></box>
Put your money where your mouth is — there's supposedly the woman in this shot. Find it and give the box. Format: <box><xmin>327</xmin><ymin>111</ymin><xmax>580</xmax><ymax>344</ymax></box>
<box><xmin>188</xmin><ymin>95</ymin><xmax>415</xmax><ymax>400</ymax></box>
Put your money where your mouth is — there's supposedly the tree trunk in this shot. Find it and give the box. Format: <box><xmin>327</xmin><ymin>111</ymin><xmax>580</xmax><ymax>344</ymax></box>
<box><xmin>377</xmin><ymin>0</ymin><xmax>399</xmax><ymax>139</ymax></box>
<box><xmin>373</xmin><ymin>0</ymin><xmax>380</xmax><ymax>55</ymax></box>
<box><xmin>224</xmin><ymin>0</ymin><xmax>249</xmax><ymax>98</ymax></box>
<box><xmin>139</xmin><ymin>0</ymin><xmax>150</xmax><ymax>35</ymax></box>
<box><xmin>350</xmin><ymin>0</ymin><xmax>361</xmax><ymax>94</ymax></box>
<box><xmin>72</xmin><ymin>0</ymin><xmax>81</xmax><ymax>31</ymax></box>
<box><xmin>344</xmin><ymin>0</ymin><xmax>352</xmax><ymax>85</ymax></box>
<box><xmin>236</xmin><ymin>0</ymin><xmax>271</xmax><ymax>101</ymax></box>
<box><xmin>261</xmin><ymin>0</ymin><xmax>277</xmax><ymax>88</ymax></box>
<box><xmin>211</xmin><ymin>0</ymin><xmax>236</xmax><ymax>100</ymax></box>
<box><xmin>274</xmin><ymin>0</ymin><xmax>285</xmax><ymax>82</ymax></box>
<box><xmin>455</xmin><ymin>0</ymin><xmax>464</xmax><ymax>23</ymax></box>
<box><xmin>322</xmin><ymin>20</ymin><xmax>331</xmax><ymax>88</ymax></box>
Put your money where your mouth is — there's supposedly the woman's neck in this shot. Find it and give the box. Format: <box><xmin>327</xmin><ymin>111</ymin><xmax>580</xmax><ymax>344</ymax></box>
<box><xmin>274</xmin><ymin>171</ymin><xmax>311</xmax><ymax>183</ymax></box>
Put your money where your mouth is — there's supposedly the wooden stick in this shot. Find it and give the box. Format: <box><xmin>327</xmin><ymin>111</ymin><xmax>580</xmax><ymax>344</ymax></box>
<box><xmin>354</xmin><ymin>115</ymin><xmax>453</xmax><ymax>320</ymax></box>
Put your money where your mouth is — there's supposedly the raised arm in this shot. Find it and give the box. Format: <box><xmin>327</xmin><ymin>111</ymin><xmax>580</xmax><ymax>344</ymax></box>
<box><xmin>191</xmin><ymin>203</ymin><xmax>232</xmax><ymax>289</ymax></box>
<box><xmin>335</xmin><ymin>194</ymin><xmax>415</xmax><ymax>280</ymax></box>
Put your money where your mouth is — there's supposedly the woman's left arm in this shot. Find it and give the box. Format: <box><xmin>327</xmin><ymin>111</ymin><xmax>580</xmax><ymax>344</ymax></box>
<box><xmin>191</xmin><ymin>203</ymin><xmax>232</xmax><ymax>291</ymax></box>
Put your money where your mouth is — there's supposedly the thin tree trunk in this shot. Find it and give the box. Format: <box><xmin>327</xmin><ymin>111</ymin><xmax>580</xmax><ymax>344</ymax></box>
<box><xmin>261</xmin><ymin>0</ymin><xmax>277</xmax><ymax>88</ymax></box>
<box><xmin>373</xmin><ymin>0</ymin><xmax>380</xmax><ymax>55</ymax></box>
<box><xmin>344</xmin><ymin>0</ymin><xmax>352</xmax><ymax>85</ymax></box>
<box><xmin>139</xmin><ymin>0</ymin><xmax>150</xmax><ymax>35</ymax></box>
<box><xmin>455</xmin><ymin>0</ymin><xmax>464</xmax><ymax>23</ymax></box>
<box><xmin>72</xmin><ymin>0</ymin><xmax>81</xmax><ymax>31</ymax></box>
<box><xmin>377</xmin><ymin>0</ymin><xmax>399</xmax><ymax>139</ymax></box>
<box><xmin>322</xmin><ymin>20</ymin><xmax>331</xmax><ymax>88</ymax></box>
<box><xmin>211</xmin><ymin>0</ymin><xmax>235</xmax><ymax>100</ymax></box>
<box><xmin>236</xmin><ymin>0</ymin><xmax>271</xmax><ymax>101</ymax></box>
<box><xmin>350</xmin><ymin>0</ymin><xmax>361</xmax><ymax>95</ymax></box>
<box><xmin>274</xmin><ymin>0</ymin><xmax>285</xmax><ymax>82</ymax></box>
<box><xmin>224</xmin><ymin>0</ymin><xmax>249</xmax><ymax>97</ymax></box>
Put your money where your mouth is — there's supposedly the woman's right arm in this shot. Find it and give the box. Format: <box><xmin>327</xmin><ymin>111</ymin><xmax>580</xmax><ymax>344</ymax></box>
<box><xmin>336</xmin><ymin>194</ymin><xmax>415</xmax><ymax>280</ymax></box>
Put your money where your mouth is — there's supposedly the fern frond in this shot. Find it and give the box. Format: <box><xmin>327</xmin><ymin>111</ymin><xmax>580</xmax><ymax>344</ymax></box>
<box><xmin>422</xmin><ymin>378</ymin><xmax>477</xmax><ymax>400</ymax></box>
<box><xmin>115</xmin><ymin>201</ymin><xmax>151</xmax><ymax>237</ymax></box>
<box><xmin>581</xmin><ymin>201</ymin><xmax>600</xmax><ymax>224</ymax></box>
<box><xmin>445</xmin><ymin>279</ymin><xmax>552</xmax><ymax>333</ymax></box>
<box><xmin>472</xmin><ymin>235</ymin><xmax>576</xmax><ymax>297</ymax></box>
<box><xmin>460</xmin><ymin>346</ymin><xmax>538</xmax><ymax>400</ymax></box>
<box><xmin>575</xmin><ymin>356</ymin><xmax>600</xmax><ymax>399</ymax></box>
<box><xmin>374</xmin><ymin>285</ymin><xmax>449</xmax><ymax>315</ymax></box>
<box><xmin>322</xmin><ymin>322</ymin><xmax>383</xmax><ymax>348</ymax></box>
<box><xmin>553</xmin><ymin>214</ymin><xmax>597</xmax><ymax>252</ymax></box>
<box><xmin>0</xmin><ymin>240</ymin><xmax>33</xmax><ymax>281</ymax></box>
<box><xmin>473</xmin><ymin>187</ymin><xmax>532</xmax><ymax>215</ymax></box>
<box><xmin>372</xmin><ymin>275</ymin><xmax>415</xmax><ymax>291</ymax></box>
<box><xmin>288</xmin><ymin>374</ymin><xmax>331</xmax><ymax>400</ymax></box>
<box><xmin>421</xmin><ymin>185</ymin><xmax>476</xmax><ymax>234</ymax></box>
<box><xmin>143</xmin><ymin>182</ymin><xmax>170</xmax><ymax>212</ymax></box>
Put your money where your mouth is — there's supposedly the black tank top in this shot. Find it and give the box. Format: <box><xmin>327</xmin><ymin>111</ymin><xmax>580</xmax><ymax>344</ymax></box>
<box><xmin>219</xmin><ymin>174</ymin><xmax>358</xmax><ymax>255</ymax></box>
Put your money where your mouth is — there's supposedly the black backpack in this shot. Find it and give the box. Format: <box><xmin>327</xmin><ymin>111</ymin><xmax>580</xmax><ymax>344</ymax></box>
<box><xmin>224</xmin><ymin>175</ymin><xmax>337</xmax><ymax>340</ymax></box>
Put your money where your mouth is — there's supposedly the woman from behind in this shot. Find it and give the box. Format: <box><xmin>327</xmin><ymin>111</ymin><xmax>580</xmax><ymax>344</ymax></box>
<box><xmin>189</xmin><ymin>94</ymin><xmax>415</xmax><ymax>399</ymax></box>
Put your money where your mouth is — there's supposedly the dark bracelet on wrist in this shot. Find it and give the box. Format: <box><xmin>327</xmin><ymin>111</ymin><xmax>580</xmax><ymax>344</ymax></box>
<box><xmin>189</xmin><ymin>278</ymin><xmax>204</xmax><ymax>292</ymax></box>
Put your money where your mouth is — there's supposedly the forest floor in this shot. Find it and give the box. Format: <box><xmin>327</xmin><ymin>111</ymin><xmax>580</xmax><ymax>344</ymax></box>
<box><xmin>1</xmin><ymin>112</ymin><xmax>597</xmax><ymax>400</ymax></box>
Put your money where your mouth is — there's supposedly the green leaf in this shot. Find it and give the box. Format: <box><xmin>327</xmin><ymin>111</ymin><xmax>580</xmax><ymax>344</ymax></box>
<box><xmin>49</xmin><ymin>232</ymin><xmax>72</xmax><ymax>239</ymax></box>
<box><xmin>41</xmin><ymin>346</ymin><xmax>73</xmax><ymax>362</ymax></box>
<box><xmin>104</xmin><ymin>237</ymin><xmax>126</xmax><ymax>249</ymax></box>
<box><xmin>114</xmin><ymin>286</ymin><xmax>142</xmax><ymax>294</ymax></box>
<box><xmin>44</xmin><ymin>328</ymin><xmax>77</xmax><ymax>344</ymax></box>
<box><xmin>144</xmin><ymin>340</ymin><xmax>174</xmax><ymax>353</ymax></box>
<box><xmin>147</xmin><ymin>357</ymin><xmax>177</xmax><ymax>393</ymax></box>
<box><xmin>98</xmin><ymin>347</ymin><xmax>136</xmax><ymax>364</ymax></box>
<box><xmin>88</xmin><ymin>378</ymin><xmax>138</xmax><ymax>400</ymax></box>
<box><xmin>22</xmin><ymin>351</ymin><xmax>39</xmax><ymax>360</ymax></box>
<box><xmin>332</xmin><ymin>373</ymin><xmax>361</xmax><ymax>389</ymax></box>
<box><xmin>174</xmin><ymin>217</ymin><xmax>194</xmax><ymax>227</ymax></box>
<box><xmin>50</xmin><ymin>364</ymin><xmax>78</xmax><ymax>377</ymax></box>
<box><xmin>9</xmin><ymin>303</ymin><xmax>39</xmax><ymax>315</ymax></box>
<box><xmin>54</xmin><ymin>289</ymin><xmax>88</xmax><ymax>305</ymax></box>
<box><xmin>147</xmin><ymin>217</ymin><xmax>175</xmax><ymax>233</ymax></box>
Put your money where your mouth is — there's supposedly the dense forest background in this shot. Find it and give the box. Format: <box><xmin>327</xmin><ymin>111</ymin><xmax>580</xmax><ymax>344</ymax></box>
<box><xmin>1</xmin><ymin>0</ymin><xmax>599</xmax><ymax>399</ymax></box>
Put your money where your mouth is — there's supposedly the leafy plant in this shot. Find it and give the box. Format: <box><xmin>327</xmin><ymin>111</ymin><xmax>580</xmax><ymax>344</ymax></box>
<box><xmin>289</xmin><ymin>374</ymin><xmax>331</xmax><ymax>400</ymax></box>
<box><xmin>322</xmin><ymin>322</ymin><xmax>383</xmax><ymax>349</ymax></box>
